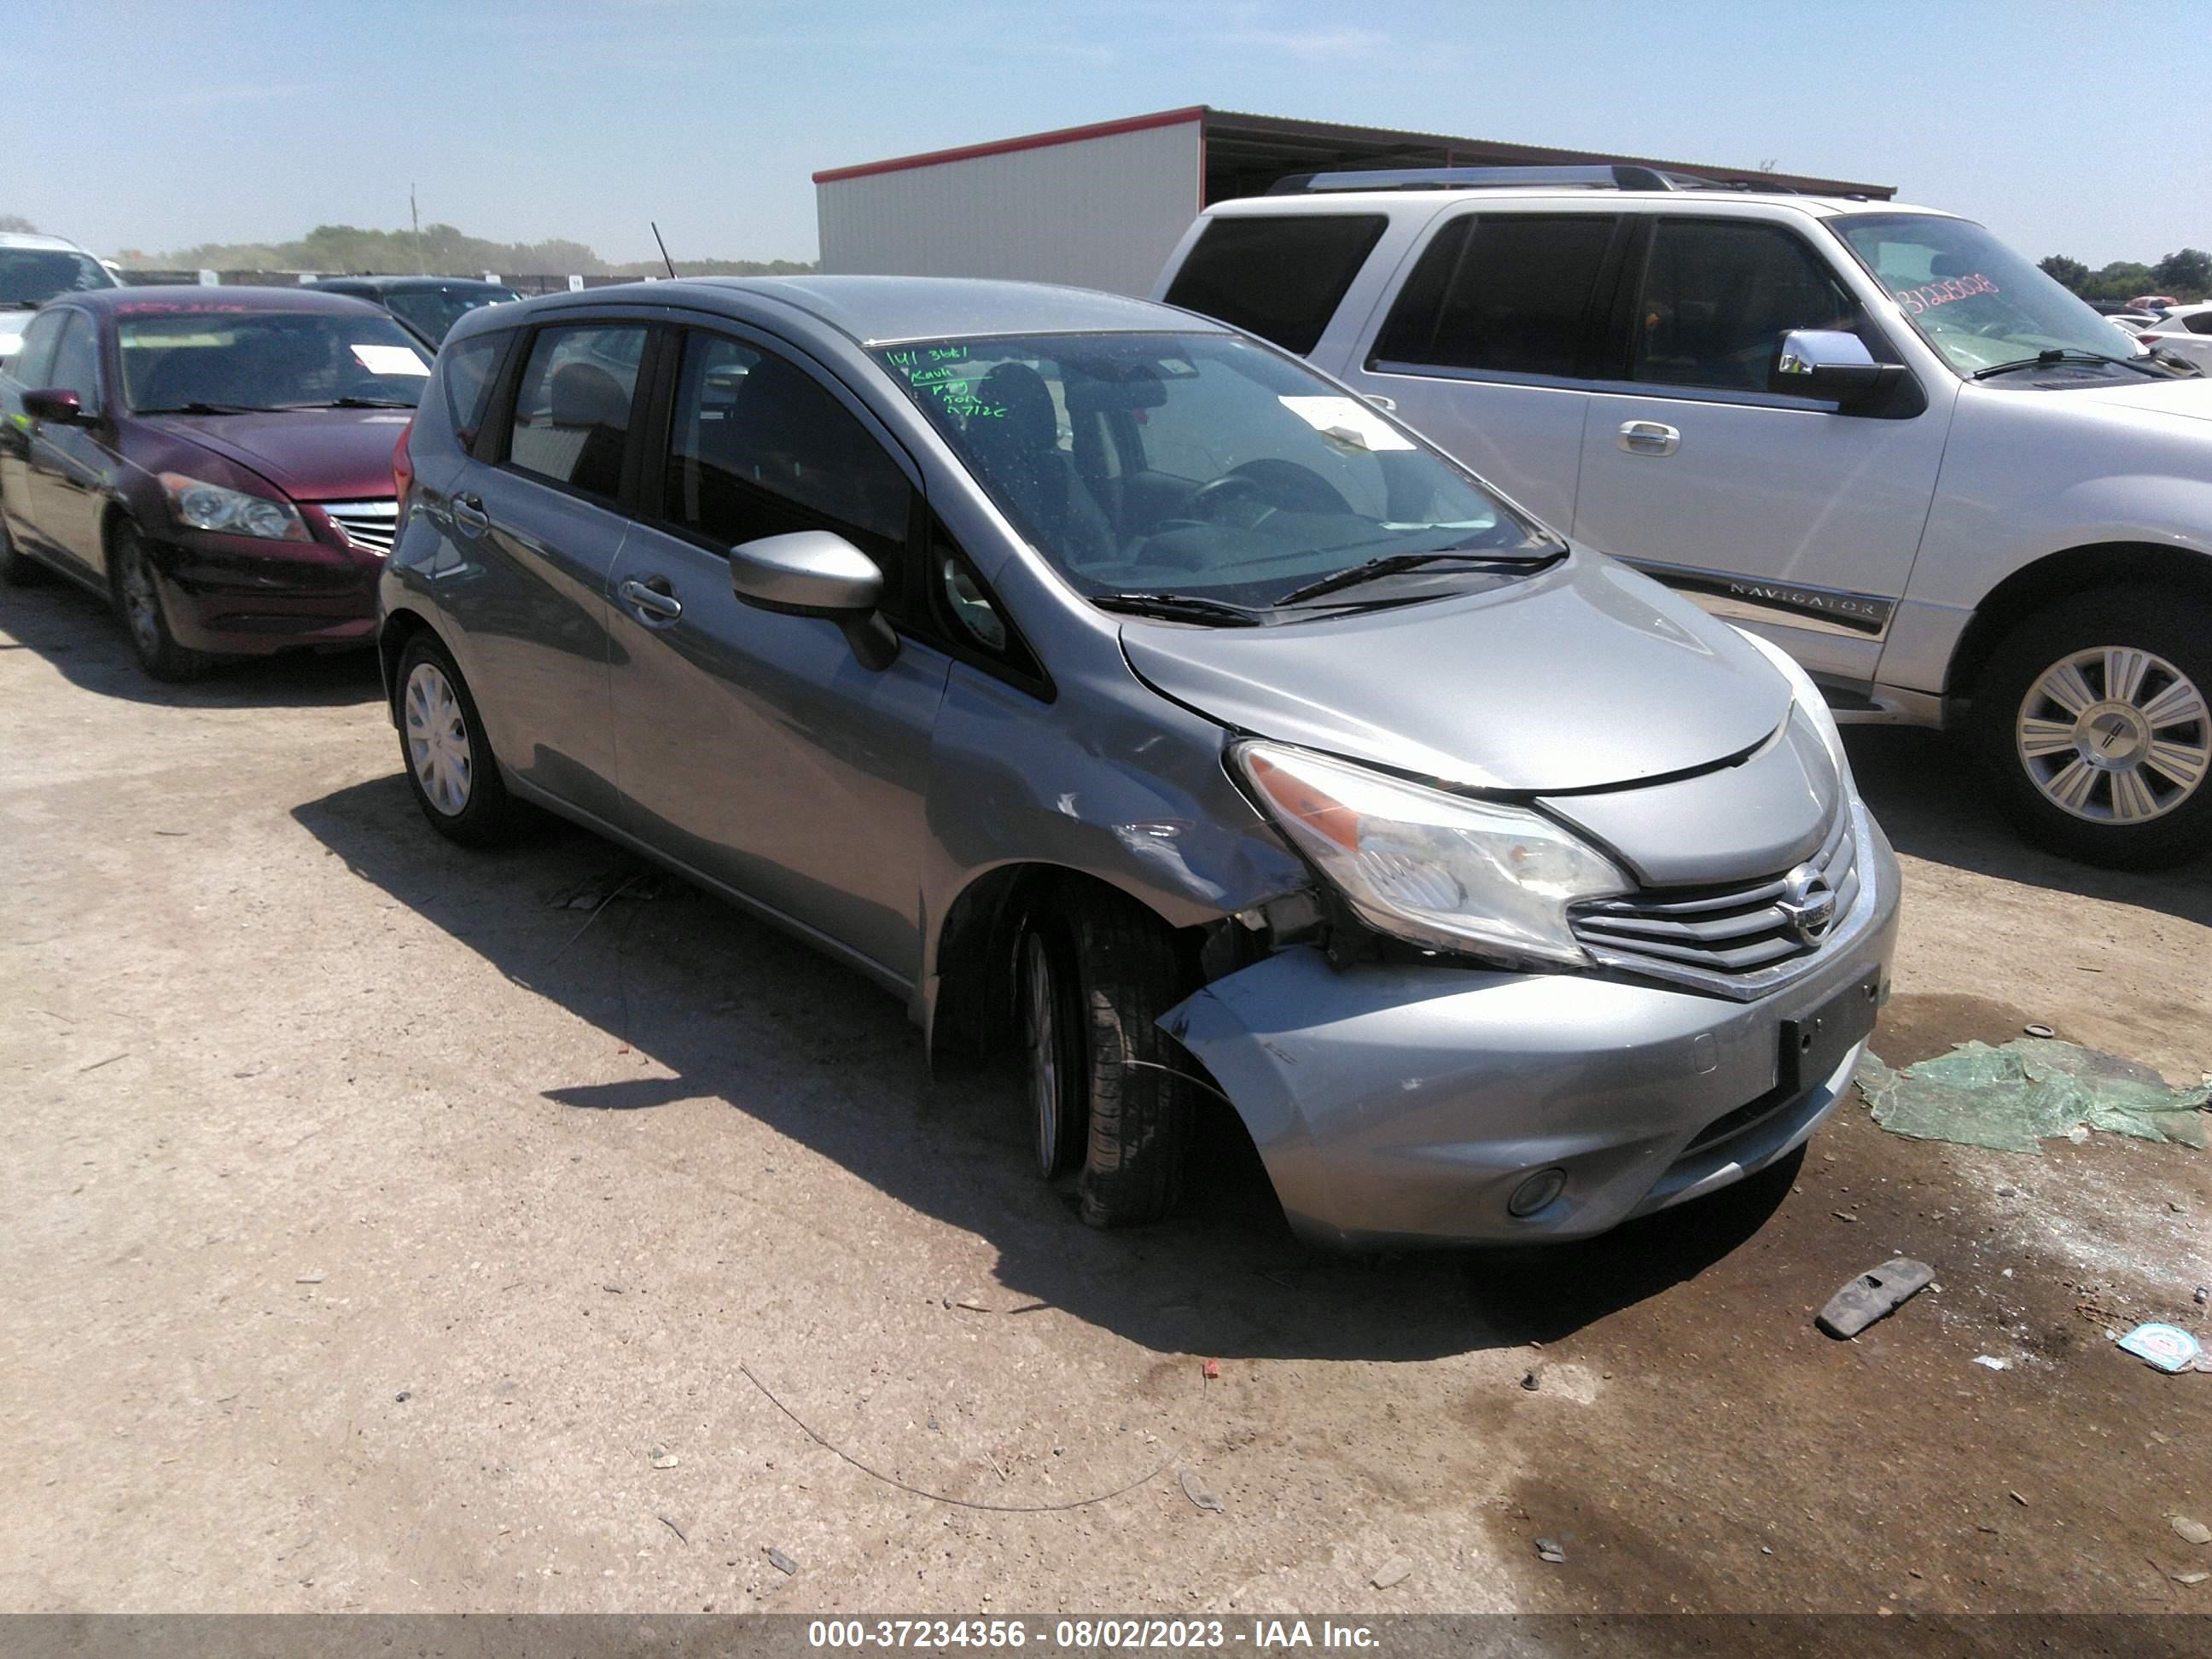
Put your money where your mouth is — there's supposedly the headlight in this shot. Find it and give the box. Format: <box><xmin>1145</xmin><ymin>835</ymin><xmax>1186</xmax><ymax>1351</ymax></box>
<box><xmin>1236</xmin><ymin>741</ymin><xmax>1630</xmax><ymax>966</ymax></box>
<box><xmin>159</xmin><ymin>472</ymin><xmax>310</xmax><ymax>542</ymax></box>
<box><xmin>1733</xmin><ymin>628</ymin><xmax>1852</xmax><ymax>783</ymax></box>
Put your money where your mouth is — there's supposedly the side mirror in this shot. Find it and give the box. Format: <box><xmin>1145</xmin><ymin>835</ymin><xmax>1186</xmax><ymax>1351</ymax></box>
<box><xmin>729</xmin><ymin>529</ymin><xmax>899</xmax><ymax>671</ymax></box>
<box><xmin>21</xmin><ymin>387</ymin><xmax>88</xmax><ymax>425</ymax></box>
<box><xmin>1768</xmin><ymin>330</ymin><xmax>1904</xmax><ymax>410</ymax></box>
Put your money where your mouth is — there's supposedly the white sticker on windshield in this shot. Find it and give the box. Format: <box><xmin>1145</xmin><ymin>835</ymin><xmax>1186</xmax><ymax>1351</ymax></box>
<box><xmin>1277</xmin><ymin>395</ymin><xmax>1413</xmax><ymax>451</ymax></box>
<box><xmin>352</xmin><ymin>343</ymin><xmax>431</xmax><ymax>377</ymax></box>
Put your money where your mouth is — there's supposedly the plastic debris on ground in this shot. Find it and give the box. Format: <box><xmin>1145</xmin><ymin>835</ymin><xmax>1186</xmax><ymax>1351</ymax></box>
<box><xmin>2116</xmin><ymin>1323</ymin><xmax>2203</xmax><ymax>1374</ymax></box>
<box><xmin>1855</xmin><ymin>1037</ymin><xmax>2210</xmax><ymax>1154</ymax></box>
<box><xmin>1816</xmin><ymin>1257</ymin><xmax>1935</xmax><ymax>1339</ymax></box>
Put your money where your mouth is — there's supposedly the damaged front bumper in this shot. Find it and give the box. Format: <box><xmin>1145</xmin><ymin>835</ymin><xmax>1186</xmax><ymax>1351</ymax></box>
<box><xmin>1163</xmin><ymin>818</ymin><xmax>1901</xmax><ymax>1249</ymax></box>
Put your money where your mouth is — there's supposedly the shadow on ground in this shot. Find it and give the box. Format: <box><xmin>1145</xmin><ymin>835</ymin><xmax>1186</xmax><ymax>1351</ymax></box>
<box><xmin>0</xmin><ymin>569</ymin><xmax>382</xmax><ymax>710</ymax></box>
<box><xmin>293</xmin><ymin>772</ymin><xmax>1798</xmax><ymax>1365</ymax></box>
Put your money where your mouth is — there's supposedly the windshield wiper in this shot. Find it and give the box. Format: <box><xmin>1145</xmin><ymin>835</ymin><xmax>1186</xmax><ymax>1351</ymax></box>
<box><xmin>136</xmin><ymin>400</ymin><xmax>282</xmax><ymax>415</ymax></box>
<box><xmin>1091</xmin><ymin>591</ymin><xmax>1266</xmax><ymax>626</ymax></box>
<box><xmin>1273</xmin><ymin>549</ymin><xmax>1560</xmax><ymax>606</ymax></box>
<box><xmin>1972</xmin><ymin>348</ymin><xmax>2159</xmax><ymax>381</ymax></box>
<box><xmin>274</xmin><ymin>396</ymin><xmax>419</xmax><ymax>410</ymax></box>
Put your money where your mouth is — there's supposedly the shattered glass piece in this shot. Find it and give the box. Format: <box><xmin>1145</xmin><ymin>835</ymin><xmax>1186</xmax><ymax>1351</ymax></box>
<box><xmin>1857</xmin><ymin>1037</ymin><xmax>2210</xmax><ymax>1154</ymax></box>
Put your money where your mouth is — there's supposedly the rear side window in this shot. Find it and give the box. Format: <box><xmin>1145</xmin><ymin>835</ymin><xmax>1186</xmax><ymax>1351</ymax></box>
<box><xmin>1634</xmin><ymin>219</ymin><xmax>1867</xmax><ymax>392</ymax></box>
<box><xmin>1164</xmin><ymin>215</ymin><xmax>1386</xmax><ymax>354</ymax></box>
<box><xmin>2186</xmin><ymin>312</ymin><xmax>2212</xmax><ymax>336</ymax></box>
<box><xmin>1372</xmin><ymin>214</ymin><xmax>1618</xmax><ymax>377</ymax></box>
<box><xmin>505</xmin><ymin>323</ymin><xmax>648</xmax><ymax>499</ymax></box>
<box><xmin>440</xmin><ymin>330</ymin><xmax>509</xmax><ymax>446</ymax></box>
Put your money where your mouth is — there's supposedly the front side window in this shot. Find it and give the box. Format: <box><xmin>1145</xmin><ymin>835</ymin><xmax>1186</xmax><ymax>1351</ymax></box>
<box><xmin>118</xmin><ymin>309</ymin><xmax>433</xmax><ymax>414</ymax></box>
<box><xmin>876</xmin><ymin>331</ymin><xmax>1552</xmax><ymax>614</ymax></box>
<box><xmin>1372</xmin><ymin>214</ymin><xmax>1618</xmax><ymax>378</ymax></box>
<box><xmin>1163</xmin><ymin>215</ymin><xmax>1387</xmax><ymax>355</ymax></box>
<box><xmin>8</xmin><ymin>309</ymin><xmax>67</xmax><ymax>386</ymax></box>
<box><xmin>47</xmin><ymin>312</ymin><xmax>101</xmax><ymax>413</ymax></box>
<box><xmin>504</xmin><ymin>323</ymin><xmax>648</xmax><ymax>498</ymax></box>
<box><xmin>1832</xmin><ymin>212</ymin><xmax>2142</xmax><ymax>376</ymax></box>
<box><xmin>1634</xmin><ymin>219</ymin><xmax>1871</xmax><ymax>392</ymax></box>
<box><xmin>662</xmin><ymin>331</ymin><xmax>911</xmax><ymax>562</ymax></box>
<box><xmin>0</xmin><ymin>248</ymin><xmax>114</xmax><ymax>308</ymax></box>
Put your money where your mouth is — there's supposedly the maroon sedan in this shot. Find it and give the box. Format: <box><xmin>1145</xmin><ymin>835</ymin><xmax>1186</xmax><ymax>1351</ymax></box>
<box><xmin>0</xmin><ymin>286</ymin><xmax>431</xmax><ymax>679</ymax></box>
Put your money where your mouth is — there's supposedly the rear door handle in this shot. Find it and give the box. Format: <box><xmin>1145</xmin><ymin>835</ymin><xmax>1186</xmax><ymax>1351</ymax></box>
<box><xmin>1618</xmin><ymin>420</ymin><xmax>1681</xmax><ymax>457</ymax></box>
<box><xmin>451</xmin><ymin>493</ymin><xmax>490</xmax><ymax>533</ymax></box>
<box><xmin>619</xmin><ymin>576</ymin><xmax>683</xmax><ymax>624</ymax></box>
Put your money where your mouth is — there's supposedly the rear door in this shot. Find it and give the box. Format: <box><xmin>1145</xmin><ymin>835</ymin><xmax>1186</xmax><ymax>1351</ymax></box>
<box><xmin>1334</xmin><ymin>210</ymin><xmax>1627</xmax><ymax>532</ymax></box>
<box><xmin>1570</xmin><ymin>214</ymin><xmax>1952</xmax><ymax>684</ymax></box>
<box><xmin>607</xmin><ymin>323</ymin><xmax>950</xmax><ymax>987</ymax></box>
<box><xmin>443</xmin><ymin>316</ymin><xmax>655</xmax><ymax>826</ymax></box>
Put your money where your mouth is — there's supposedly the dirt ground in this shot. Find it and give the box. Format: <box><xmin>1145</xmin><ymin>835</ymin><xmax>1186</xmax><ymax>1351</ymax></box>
<box><xmin>3</xmin><ymin>573</ymin><xmax>2209</xmax><ymax>1620</ymax></box>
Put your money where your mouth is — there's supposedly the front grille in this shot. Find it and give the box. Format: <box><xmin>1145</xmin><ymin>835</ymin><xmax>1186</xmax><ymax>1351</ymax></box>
<box><xmin>1569</xmin><ymin>805</ymin><xmax>1859</xmax><ymax>993</ymax></box>
<box><xmin>320</xmin><ymin>498</ymin><xmax>398</xmax><ymax>555</ymax></box>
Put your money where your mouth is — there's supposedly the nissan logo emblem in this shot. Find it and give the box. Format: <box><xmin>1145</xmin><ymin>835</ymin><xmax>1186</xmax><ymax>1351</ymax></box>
<box><xmin>1778</xmin><ymin>863</ymin><xmax>1838</xmax><ymax>946</ymax></box>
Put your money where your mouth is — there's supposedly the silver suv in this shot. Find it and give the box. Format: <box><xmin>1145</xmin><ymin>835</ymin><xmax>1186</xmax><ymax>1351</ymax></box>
<box><xmin>380</xmin><ymin>276</ymin><xmax>1897</xmax><ymax>1248</ymax></box>
<box><xmin>1157</xmin><ymin>166</ymin><xmax>2212</xmax><ymax>868</ymax></box>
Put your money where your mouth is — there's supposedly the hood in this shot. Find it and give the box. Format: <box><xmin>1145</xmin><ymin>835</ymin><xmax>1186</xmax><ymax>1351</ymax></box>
<box><xmin>145</xmin><ymin>407</ymin><xmax>412</xmax><ymax>501</ymax></box>
<box><xmin>2051</xmin><ymin>372</ymin><xmax>2212</xmax><ymax>426</ymax></box>
<box><xmin>1118</xmin><ymin>550</ymin><xmax>1791</xmax><ymax>794</ymax></box>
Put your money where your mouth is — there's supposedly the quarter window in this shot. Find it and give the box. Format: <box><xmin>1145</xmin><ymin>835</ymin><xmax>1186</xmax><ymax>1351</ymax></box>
<box><xmin>439</xmin><ymin>331</ymin><xmax>509</xmax><ymax>446</ymax></box>
<box><xmin>661</xmin><ymin>331</ymin><xmax>911</xmax><ymax>568</ymax></box>
<box><xmin>1372</xmin><ymin>214</ymin><xmax>1619</xmax><ymax>377</ymax></box>
<box><xmin>1163</xmin><ymin>215</ymin><xmax>1387</xmax><ymax>355</ymax></box>
<box><xmin>1634</xmin><ymin>220</ymin><xmax>1868</xmax><ymax>393</ymax></box>
<box><xmin>505</xmin><ymin>323</ymin><xmax>648</xmax><ymax>499</ymax></box>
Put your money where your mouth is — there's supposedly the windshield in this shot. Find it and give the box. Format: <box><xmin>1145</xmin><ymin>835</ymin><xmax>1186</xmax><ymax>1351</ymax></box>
<box><xmin>0</xmin><ymin>247</ymin><xmax>115</xmax><ymax>308</ymax></box>
<box><xmin>383</xmin><ymin>286</ymin><xmax>521</xmax><ymax>344</ymax></box>
<box><xmin>874</xmin><ymin>331</ymin><xmax>1551</xmax><ymax>610</ymax></box>
<box><xmin>119</xmin><ymin>310</ymin><xmax>433</xmax><ymax>412</ymax></box>
<box><xmin>1832</xmin><ymin>213</ymin><xmax>2142</xmax><ymax>376</ymax></box>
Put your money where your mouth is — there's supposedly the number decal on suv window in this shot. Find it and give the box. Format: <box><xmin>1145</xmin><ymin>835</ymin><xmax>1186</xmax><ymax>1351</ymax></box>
<box><xmin>1893</xmin><ymin>275</ymin><xmax>2000</xmax><ymax>316</ymax></box>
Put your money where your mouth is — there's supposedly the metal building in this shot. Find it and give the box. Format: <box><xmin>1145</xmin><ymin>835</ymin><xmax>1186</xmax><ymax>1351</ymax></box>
<box><xmin>814</xmin><ymin>106</ymin><xmax>1895</xmax><ymax>298</ymax></box>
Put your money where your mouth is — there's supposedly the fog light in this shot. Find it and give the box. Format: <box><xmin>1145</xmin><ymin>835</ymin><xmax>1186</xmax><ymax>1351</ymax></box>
<box><xmin>1508</xmin><ymin>1168</ymin><xmax>1567</xmax><ymax>1217</ymax></box>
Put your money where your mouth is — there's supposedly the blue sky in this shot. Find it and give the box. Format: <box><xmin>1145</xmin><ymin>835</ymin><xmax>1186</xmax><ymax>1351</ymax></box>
<box><xmin>7</xmin><ymin>0</ymin><xmax>2203</xmax><ymax>268</ymax></box>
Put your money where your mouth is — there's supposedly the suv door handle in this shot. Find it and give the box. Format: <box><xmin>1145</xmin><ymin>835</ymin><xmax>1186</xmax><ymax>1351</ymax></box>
<box><xmin>1618</xmin><ymin>421</ymin><xmax>1681</xmax><ymax>457</ymax></box>
<box><xmin>451</xmin><ymin>493</ymin><xmax>490</xmax><ymax>533</ymax></box>
<box><xmin>619</xmin><ymin>576</ymin><xmax>683</xmax><ymax>624</ymax></box>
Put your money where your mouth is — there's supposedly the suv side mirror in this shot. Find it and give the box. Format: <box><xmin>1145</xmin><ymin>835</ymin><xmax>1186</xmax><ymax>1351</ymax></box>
<box><xmin>729</xmin><ymin>529</ymin><xmax>899</xmax><ymax>671</ymax></box>
<box><xmin>21</xmin><ymin>387</ymin><xmax>88</xmax><ymax>425</ymax></box>
<box><xmin>1769</xmin><ymin>330</ymin><xmax>1904</xmax><ymax>410</ymax></box>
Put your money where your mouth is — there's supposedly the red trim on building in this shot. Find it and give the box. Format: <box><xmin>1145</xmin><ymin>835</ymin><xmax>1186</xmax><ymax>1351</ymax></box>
<box><xmin>812</xmin><ymin>106</ymin><xmax>1208</xmax><ymax>185</ymax></box>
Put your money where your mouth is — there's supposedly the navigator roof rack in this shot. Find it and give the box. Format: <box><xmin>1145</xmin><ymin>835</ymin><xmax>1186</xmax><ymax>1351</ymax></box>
<box><xmin>1267</xmin><ymin>163</ymin><xmax>1717</xmax><ymax>195</ymax></box>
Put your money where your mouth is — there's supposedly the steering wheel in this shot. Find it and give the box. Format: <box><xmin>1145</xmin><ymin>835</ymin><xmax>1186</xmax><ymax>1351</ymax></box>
<box><xmin>1190</xmin><ymin>473</ymin><xmax>1270</xmax><ymax>519</ymax></box>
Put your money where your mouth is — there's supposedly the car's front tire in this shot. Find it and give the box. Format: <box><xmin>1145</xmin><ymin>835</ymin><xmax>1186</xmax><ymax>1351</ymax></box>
<box><xmin>1973</xmin><ymin>587</ymin><xmax>2212</xmax><ymax>869</ymax></box>
<box><xmin>1020</xmin><ymin>887</ymin><xmax>1199</xmax><ymax>1228</ymax></box>
<box><xmin>110</xmin><ymin>524</ymin><xmax>212</xmax><ymax>682</ymax></box>
<box><xmin>394</xmin><ymin>632</ymin><xmax>521</xmax><ymax>847</ymax></box>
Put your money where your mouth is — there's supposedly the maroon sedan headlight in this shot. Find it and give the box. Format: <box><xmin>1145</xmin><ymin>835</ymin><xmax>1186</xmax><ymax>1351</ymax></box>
<box><xmin>159</xmin><ymin>472</ymin><xmax>311</xmax><ymax>543</ymax></box>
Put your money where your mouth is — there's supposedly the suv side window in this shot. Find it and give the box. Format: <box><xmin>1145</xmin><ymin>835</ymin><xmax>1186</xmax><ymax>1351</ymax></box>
<box><xmin>1163</xmin><ymin>215</ymin><xmax>1387</xmax><ymax>354</ymax></box>
<box><xmin>9</xmin><ymin>310</ymin><xmax>67</xmax><ymax>387</ymax></box>
<box><xmin>1633</xmin><ymin>218</ymin><xmax>1869</xmax><ymax>393</ymax></box>
<box><xmin>1372</xmin><ymin>214</ymin><xmax>1620</xmax><ymax>377</ymax></box>
<box><xmin>505</xmin><ymin>323</ymin><xmax>649</xmax><ymax>499</ymax></box>
<box><xmin>660</xmin><ymin>329</ymin><xmax>912</xmax><ymax>583</ymax></box>
<box><xmin>47</xmin><ymin>311</ymin><xmax>102</xmax><ymax>415</ymax></box>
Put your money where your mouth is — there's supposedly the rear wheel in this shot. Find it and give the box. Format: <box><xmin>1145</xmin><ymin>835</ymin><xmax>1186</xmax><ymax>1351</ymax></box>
<box><xmin>395</xmin><ymin>632</ymin><xmax>521</xmax><ymax>847</ymax></box>
<box><xmin>111</xmin><ymin>524</ymin><xmax>211</xmax><ymax>682</ymax></box>
<box><xmin>1972</xmin><ymin>588</ymin><xmax>2212</xmax><ymax>869</ymax></box>
<box><xmin>1019</xmin><ymin>886</ymin><xmax>1199</xmax><ymax>1227</ymax></box>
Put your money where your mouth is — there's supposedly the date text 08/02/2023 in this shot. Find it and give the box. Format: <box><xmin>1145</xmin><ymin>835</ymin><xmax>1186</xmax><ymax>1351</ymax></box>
<box><xmin>806</xmin><ymin>1619</ymin><xmax>1382</xmax><ymax>1650</ymax></box>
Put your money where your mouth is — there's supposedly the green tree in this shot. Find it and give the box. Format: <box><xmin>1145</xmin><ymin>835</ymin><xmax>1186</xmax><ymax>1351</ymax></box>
<box><xmin>0</xmin><ymin>213</ymin><xmax>37</xmax><ymax>234</ymax></box>
<box><xmin>2081</xmin><ymin>260</ymin><xmax>2154</xmax><ymax>303</ymax></box>
<box><xmin>2037</xmin><ymin>254</ymin><xmax>2088</xmax><ymax>292</ymax></box>
<box><xmin>2151</xmin><ymin>247</ymin><xmax>2212</xmax><ymax>300</ymax></box>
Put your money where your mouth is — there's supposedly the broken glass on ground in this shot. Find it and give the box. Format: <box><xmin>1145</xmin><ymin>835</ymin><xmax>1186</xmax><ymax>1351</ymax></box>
<box><xmin>1855</xmin><ymin>1037</ymin><xmax>2209</xmax><ymax>1154</ymax></box>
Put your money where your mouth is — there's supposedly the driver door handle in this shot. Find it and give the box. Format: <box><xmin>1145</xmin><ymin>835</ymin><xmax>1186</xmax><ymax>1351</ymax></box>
<box><xmin>451</xmin><ymin>493</ymin><xmax>490</xmax><ymax>533</ymax></box>
<box><xmin>620</xmin><ymin>575</ymin><xmax>683</xmax><ymax>623</ymax></box>
<box><xmin>1618</xmin><ymin>420</ymin><xmax>1681</xmax><ymax>457</ymax></box>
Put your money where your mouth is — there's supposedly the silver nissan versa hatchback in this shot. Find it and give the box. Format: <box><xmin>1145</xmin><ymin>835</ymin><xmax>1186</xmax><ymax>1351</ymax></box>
<box><xmin>378</xmin><ymin>276</ymin><xmax>1900</xmax><ymax>1249</ymax></box>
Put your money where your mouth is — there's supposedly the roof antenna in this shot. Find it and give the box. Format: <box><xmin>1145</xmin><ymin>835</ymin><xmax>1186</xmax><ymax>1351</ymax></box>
<box><xmin>650</xmin><ymin>222</ymin><xmax>677</xmax><ymax>280</ymax></box>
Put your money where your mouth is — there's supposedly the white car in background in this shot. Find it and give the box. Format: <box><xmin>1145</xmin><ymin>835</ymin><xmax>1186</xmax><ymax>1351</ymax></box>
<box><xmin>2136</xmin><ymin>303</ymin><xmax>2212</xmax><ymax>371</ymax></box>
<box><xmin>0</xmin><ymin>231</ymin><xmax>118</xmax><ymax>363</ymax></box>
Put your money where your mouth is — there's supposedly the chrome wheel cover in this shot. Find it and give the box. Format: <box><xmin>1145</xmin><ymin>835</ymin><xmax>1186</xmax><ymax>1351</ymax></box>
<box><xmin>1023</xmin><ymin>934</ymin><xmax>1062</xmax><ymax>1177</ymax></box>
<box><xmin>404</xmin><ymin>661</ymin><xmax>474</xmax><ymax>817</ymax></box>
<box><xmin>119</xmin><ymin>546</ymin><xmax>162</xmax><ymax>654</ymax></box>
<box><xmin>2016</xmin><ymin>644</ymin><xmax>2209</xmax><ymax>824</ymax></box>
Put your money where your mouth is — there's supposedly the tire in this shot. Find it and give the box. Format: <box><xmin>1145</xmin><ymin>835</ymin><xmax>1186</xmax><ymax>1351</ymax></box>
<box><xmin>1971</xmin><ymin>587</ymin><xmax>2212</xmax><ymax>870</ymax></box>
<box><xmin>1019</xmin><ymin>886</ymin><xmax>1199</xmax><ymax>1227</ymax></box>
<box><xmin>110</xmin><ymin>523</ymin><xmax>212</xmax><ymax>682</ymax></box>
<box><xmin>0</xmin><ymin>500</ymin><xmax>42</xmax><ymax>586</ymax></box>
<box><xmin>393</xmin><ymin>632</ymin><xmax>521</xmax><ymax>847</ymax></box>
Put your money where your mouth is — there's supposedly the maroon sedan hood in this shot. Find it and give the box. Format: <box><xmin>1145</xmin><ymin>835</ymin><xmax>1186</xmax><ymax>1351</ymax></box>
<box><xmin>146</xmin><ymin>408</ymin><xmax>412</xmax><ymax>502</ymax></box>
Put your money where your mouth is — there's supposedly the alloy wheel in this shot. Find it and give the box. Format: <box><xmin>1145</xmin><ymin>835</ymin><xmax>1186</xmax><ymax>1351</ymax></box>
<box><xmin>119</xmin><ymin>546</ymin><xmax>163</xmax><ymax>655</ymax></box>
<box><xmin>404</xmin><ymin>661</ymin><xmax>474</xmax><ymax>817</ymax></box>
<box><xmin>2015</xmin><ymin>644</ymin><xmax>2210</xmax><ymax>824</ymax></box>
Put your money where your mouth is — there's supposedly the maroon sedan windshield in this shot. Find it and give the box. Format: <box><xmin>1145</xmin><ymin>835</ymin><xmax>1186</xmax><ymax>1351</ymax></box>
<box><xmin>119</xmin><ymin>311</ymin><xmax>433</xmax><ymax>414</ymax></box>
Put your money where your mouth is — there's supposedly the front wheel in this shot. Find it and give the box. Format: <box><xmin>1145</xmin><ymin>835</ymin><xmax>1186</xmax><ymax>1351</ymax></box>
<box><xmin>1972</xmin><ymin>588</ymin><xmax>2212</xmax><ymax>869</ymax></box>
<box><xmin>394</xmin><ymin>632</ymin><xmax>521</xmax><ymax>846</ymax></box>
<box><xmin>111</xmin><ymin>525</ymin><xmax>211</xmax><ymax>682</ymax></box>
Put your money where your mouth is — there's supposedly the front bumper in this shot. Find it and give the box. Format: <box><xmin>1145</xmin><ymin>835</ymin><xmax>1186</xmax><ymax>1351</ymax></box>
<box><xmin>1164</xmin><ymin>812</ymin><xmax>1901</xmax><ymax>1249</ymax></box>
<box><xmin>152</xmin><ymin>527</ymin><xmax>382</xmax><ymax>656</ymax></box>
